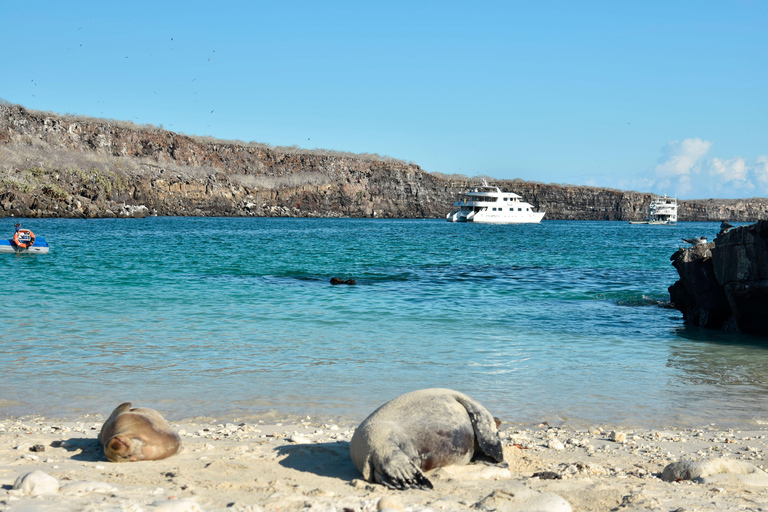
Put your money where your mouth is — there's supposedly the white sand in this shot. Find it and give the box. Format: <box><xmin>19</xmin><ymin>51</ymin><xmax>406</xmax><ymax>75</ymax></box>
<box><xmin>3</xmin><ymin>413</ymin><xmax>768</xmax><ymax>511</ymax></box>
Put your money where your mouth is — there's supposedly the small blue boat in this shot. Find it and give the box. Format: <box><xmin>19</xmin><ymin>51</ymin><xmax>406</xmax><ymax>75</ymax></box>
<box><xmin>1</xmin><ymin>234</ymin><xmax>50</xmax><ymax>254</ymax></box>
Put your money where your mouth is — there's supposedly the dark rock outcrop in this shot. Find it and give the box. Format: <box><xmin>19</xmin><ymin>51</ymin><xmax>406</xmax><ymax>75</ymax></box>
<box><xmin>669</xmin><ymin>221</ymin><xmax>768</xmax><ymax>336</ymax></box>
<box><xmin>2</xmin><ymin>103</ymin><xmax>768</xmax><ymax>220</ymax></box>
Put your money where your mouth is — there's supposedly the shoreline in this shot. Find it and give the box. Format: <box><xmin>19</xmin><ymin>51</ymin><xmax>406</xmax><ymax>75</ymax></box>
<box><xmin>4</xmin><ymin>403</ymin><xmax>768</xmax><ymax>433</ymax></box>
<box><xmin>3</xmin><ymin>412</ymin><xmax>768</xmax><ymax>511</ymax></box>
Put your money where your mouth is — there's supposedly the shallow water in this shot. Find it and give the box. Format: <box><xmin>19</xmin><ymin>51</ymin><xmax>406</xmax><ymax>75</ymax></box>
<box><xmin>2</xmin><ymin>217</ymin><xmax>767</xmax><ymax>427</ymax></box>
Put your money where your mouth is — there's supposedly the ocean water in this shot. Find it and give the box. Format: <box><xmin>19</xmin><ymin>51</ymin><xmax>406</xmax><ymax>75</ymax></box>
<box><xmin>2</xmin><ymin>217</ymin><xmax>767</xmax><ymax>428</ymax></box>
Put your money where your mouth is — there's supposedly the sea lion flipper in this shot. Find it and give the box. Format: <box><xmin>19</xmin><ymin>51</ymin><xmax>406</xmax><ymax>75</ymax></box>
<box><xmin>455</xmin><ymin>395</ymin><xmax>504</xmax><ymax>462</ymax></box>
<box><xmin>373</xmin><ymin>452</ymin><xmax>433</xmax><ymax>490</ymax></box>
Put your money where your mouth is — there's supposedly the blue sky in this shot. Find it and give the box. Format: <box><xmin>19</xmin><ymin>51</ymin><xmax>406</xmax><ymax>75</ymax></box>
<box><xmin>2</xmin><ymin>1</ymin><xmax>766</xmax><ymax>199</ymax></box>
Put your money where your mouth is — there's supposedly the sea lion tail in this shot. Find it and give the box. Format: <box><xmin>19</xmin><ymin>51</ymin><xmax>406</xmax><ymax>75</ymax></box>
<box><xmin>455</xmin><ymin>394</ymin><xmax>504</xmax><ymax>463</ymax></box>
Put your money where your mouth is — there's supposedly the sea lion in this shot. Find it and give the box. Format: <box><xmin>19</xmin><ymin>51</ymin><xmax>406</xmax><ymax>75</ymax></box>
<box><xmin>349</xmin><ymin>388</ymin><xmax>504</xmax><ymax>490</ymax></box>
<box><xmin>99</xmin><ymin>403</ymin><xmax>182</xmax><ymax>462</ymax></box>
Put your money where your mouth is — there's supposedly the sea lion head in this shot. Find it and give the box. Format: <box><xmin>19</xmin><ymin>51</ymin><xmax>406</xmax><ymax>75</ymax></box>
<box><xmin>104</xmin><ymin>434</ymin><xmax>145</xmax><ymax>462</ymax></box>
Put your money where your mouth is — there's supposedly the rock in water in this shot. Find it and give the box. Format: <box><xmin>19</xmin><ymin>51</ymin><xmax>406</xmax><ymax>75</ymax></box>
<box><xmin>330</xmin><ymin>277</ymin><xmax>356</xmax><ymax>285</ymax></box>
<box><xmin>669</xmin><ymin>220</ymin><xmax>768</xmax><ymax>335</ymax></box>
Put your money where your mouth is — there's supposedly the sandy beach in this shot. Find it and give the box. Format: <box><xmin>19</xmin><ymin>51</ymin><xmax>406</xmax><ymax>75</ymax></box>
<box><xmin>3</xmin><ymin>411</ymin><xmax>768</xmax><ymax>512</ymax></box>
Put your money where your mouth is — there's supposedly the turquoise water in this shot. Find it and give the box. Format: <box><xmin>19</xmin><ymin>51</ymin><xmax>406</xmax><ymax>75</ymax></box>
<box><xmin>2</xmin><ymin>217</ymin><xmax>768</xmax><ymax>427</ymax></box>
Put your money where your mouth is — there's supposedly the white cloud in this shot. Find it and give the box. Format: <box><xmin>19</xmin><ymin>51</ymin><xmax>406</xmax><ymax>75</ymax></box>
<box><xmin>653</xmin><ymin>138</ymin><xmax>712</xmax><ymax>179</ymax></box>
<box><xmin>582</xmin><ymin>141</ymin><xmax>768</xmax><ymax>199</ymax></box>
<box><xmin>705</xmin><ymin>157</ymin><xmax>753</xmax><ymax>193</ymax></box>
<box><xmin>754</xmin><ymin>155</ymin><xmax>768</xmax><ymax>189</ymax></box>
<box><xmin>644</xmin><ymin>139</ymin><xmax>768</xmax><ymax>199</ymax></box>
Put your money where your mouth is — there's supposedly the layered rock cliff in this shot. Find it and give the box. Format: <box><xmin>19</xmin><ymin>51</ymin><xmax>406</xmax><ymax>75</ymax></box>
<box><xmin>1</xmin><ymin>103</ymin><xmax>767</xmax><ymax>220</ymax></box>
<box><xmin>669</xmin><ymin>221</ymin><xmax>768</xmax><ymax>336</ymax></box>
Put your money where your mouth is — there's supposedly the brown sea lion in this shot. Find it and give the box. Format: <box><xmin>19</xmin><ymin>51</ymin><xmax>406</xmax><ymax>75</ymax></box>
<box><xmin>349</xmin><ymin>388</ymin><xmax>504</xmax><ymax>490</ymax></box>
<box><xmin>99</xmin><ymin>403</ymin><xmax>182</xmax><ymax>462</ymax></box>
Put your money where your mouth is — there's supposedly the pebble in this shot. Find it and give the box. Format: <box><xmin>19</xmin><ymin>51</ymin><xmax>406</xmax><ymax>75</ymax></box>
<box><xmin>548</xmin><ymin>439</ymin><xmax>565</xmax><ymax>450</ymax></box>
<box><xmin>150</xmin><ymin>498</ymin><xmax>204</xmax><ymax>511</ymax></box>
<box><xmin>431</xmin><ymin>464</ymin><xmax>512</xmax><ymax>481</ymax></box>
<box><xmin>59</xmin><ymin>481</ymin><xmax>118</xmax><ymax>495</ymax></box>
<box><xmin>378</xmin><ymin>496</ymin><xmax>404</xmax><ymax>511</ymax></box>
<box><xmin>533</xmin><ymin>471</ymin><xmax>562</xmax><ymax>480</ymax></box>
<box><xmin>609</xmin><ymin>431</ymin><xmax>627</xmax><ymax>443</ymax></box>
<box><xmin>306</xmin><ymin>488</ymin><xmax>335</xmax><ymax>497</ymax></box>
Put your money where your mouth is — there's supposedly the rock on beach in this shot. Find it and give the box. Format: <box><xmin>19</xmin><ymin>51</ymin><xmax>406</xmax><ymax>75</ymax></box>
<box><xmin>474</xmin><ymin>488</ymin><xmax>572</xmax><ymax>512</ymax></box>
<box><xmin>662</xmin><ymin>458</ymin><xmax>768</xmax><ymax>485</ymax></box>
<box><xmin>13</xmin><ymin>470</ymin><xmax>59</xmax><ymax>496</ymax></box>
<box><xmin>59</xmin><ymin>481</ymin><xmax>118</xmax><ymax>495</ymax></box>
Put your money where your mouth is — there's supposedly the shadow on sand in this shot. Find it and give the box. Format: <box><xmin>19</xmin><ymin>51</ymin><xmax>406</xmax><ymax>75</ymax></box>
<box><xmin>276</xmin><ymin>441</ymin><xmax>359</xmax><ymax>481</ymax></box>
<box><xmin>57</xmin><ymin>437</ymin><xmax>105</xmax><ymax>462</ymax></box>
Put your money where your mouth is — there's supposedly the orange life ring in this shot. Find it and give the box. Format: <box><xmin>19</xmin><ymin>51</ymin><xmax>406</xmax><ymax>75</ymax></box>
<box><xmin>13</xmin><ymin>229</ymin><xmax>35</xmax><ymax>249</ymax></box>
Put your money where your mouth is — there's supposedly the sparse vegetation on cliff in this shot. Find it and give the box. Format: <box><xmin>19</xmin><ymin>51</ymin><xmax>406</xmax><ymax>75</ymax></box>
<box><xmin>1</xmin><ymin>103</ymin><xmax>767</xmax><ymax>221</ymax></box>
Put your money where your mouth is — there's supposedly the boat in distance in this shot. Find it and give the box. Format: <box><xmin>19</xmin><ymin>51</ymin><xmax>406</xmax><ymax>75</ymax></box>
<box><xmin>629</xmin><ymin>195</ymin><xmax>678</xmax><ymax>225</ymax></box>
<box><xmin>447</xmin><ymin>183</ymin><xmax>545</xmax><ymax>224</ymax></box>
<box><xmin>1</xmin><ymin>233</ymin><xmax>50</xmax><ymax>254</ymax></box>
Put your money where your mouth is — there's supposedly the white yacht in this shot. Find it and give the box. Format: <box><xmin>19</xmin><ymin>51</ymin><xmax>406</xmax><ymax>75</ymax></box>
<box><xmin>629</xmin><ymin>195</ymin><xmax>678</xmax><ymax>225</ymax></box>
<box><xmin>446</xmin><ymin>183</ymin><xmax>545</xmax><ymax>224</ymax></box>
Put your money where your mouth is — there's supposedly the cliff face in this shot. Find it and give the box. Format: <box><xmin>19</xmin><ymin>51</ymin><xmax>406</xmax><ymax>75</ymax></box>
<box><xmin>0</xmin><ymin>105</ymin><xmax>450</xmax><ymax>219</ymax></box>
<box><xmin>1</xmin><ymin>104</ymin><xmax>767</xmax><ymax>220</ymax></box>
<box><xmin>669</xmin><ymin>221</ymin><xmax>768</xmax><ymax>336</ymax></box>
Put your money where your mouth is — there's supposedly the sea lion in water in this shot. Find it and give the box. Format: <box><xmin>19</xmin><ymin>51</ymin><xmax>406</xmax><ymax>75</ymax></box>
<box><xmin>99</xmin><ymin>403</ymin><xmax>182</xmax><ymax>462</ymax></box>
<box><xmin>349</xmin><ymin>388</ymin><xmax>504</xmax><ymax>489</ymax></box>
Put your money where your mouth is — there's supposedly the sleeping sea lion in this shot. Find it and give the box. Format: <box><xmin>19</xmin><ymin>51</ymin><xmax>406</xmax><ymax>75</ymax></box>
<box><xmin>99</xmin><ymin>403</ymin><xmax>182</xmax><ymax>462</ymax></box>
<box><xmin>349</xmin><ymin>388</ymin><xmax>504</xmax><ymax>490</ymax></box>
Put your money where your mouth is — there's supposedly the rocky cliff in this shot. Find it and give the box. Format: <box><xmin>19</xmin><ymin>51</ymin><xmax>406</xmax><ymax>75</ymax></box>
<box><xmin>669</xmin><ymin>221</ymin><xmax>768</xmax><ymax>336</ymax></box>
<box><xmin>2</xmin><ymin>104</ymin><xmax>767</xmax><ymax>220</ymax></box>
